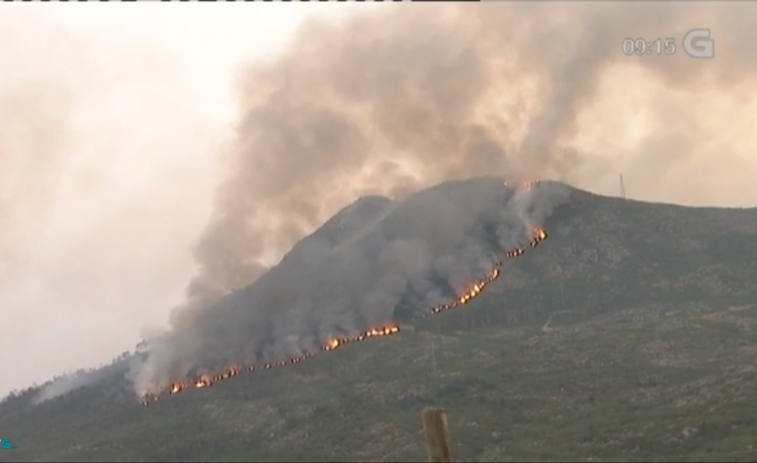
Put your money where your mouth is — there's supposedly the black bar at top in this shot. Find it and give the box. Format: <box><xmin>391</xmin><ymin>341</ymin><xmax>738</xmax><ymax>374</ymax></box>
<box><xmin>14</xmin><ymin>0</ymin><xmax>485</xmax><ymax>2</ymax></box>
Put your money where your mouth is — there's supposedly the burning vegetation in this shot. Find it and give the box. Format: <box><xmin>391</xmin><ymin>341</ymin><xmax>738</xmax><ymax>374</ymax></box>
<box><xmin>139</xmin><ymin>181</ymin><xmax>550</xmax><ymax>406</ymax></box>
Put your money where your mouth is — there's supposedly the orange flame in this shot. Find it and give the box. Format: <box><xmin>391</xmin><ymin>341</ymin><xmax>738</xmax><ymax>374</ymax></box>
<box><xmin>530</xmin><ymin>227</ymin><xmax>548</xmax><ymax>247</ymax></box>
<box><xmin>139</xmin><ymin>183</ymin><xmax>549</xmax><ymax>405</ymax></box>
<box><xmin>194</xmin><ymin>374</ymin><xmax>213</xmax><ymax>388</ymax></box>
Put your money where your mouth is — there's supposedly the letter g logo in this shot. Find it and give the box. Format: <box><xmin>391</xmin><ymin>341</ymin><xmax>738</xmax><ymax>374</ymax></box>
<box><xmin>1</xmin><ymin>439</ymin><xmax>11</xmax><ymax>449</ymax></box>
<box><xmin>683</xmin><ymin>29</ymin><xmax>714</xmax><ymax>59</ymax></box>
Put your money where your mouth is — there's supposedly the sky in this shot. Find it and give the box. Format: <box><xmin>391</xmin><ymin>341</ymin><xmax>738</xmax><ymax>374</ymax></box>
<box><xmin>0</xmin><ymin>4</ymin><xmax>371</xmax><ymax>396</ymax></box>
<box><xmin>1</xmin><ymin>3</ymin><xmax>756</xmax><ymax>398</ymax></box>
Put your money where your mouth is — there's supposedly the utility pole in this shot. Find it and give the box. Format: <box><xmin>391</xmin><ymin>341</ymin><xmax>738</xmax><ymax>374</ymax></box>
<box><xmin>431</xmin><ymin>341</ymin><xmax>437</xmax><ymax>376</ymax></box>
<box><xmin>430</xmin><ymin>320</ymin><xmax>438</xmax><ymax>377</ymax></box>
<box><xmin>421</xmin><ymin>407</ymin><xmax>453</xmax><ymax>462</ymax></box>
<box><xmin>619</xmin><ymin>173</ymin><xmax>627</xmax><ymax>199</ymax></box>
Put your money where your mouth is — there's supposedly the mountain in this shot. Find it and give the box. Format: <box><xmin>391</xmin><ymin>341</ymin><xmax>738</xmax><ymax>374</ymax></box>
<box><xmin>127</xmin><ymin>177</ymin><xmax>565</xmax><ymax>399</ymax></box>
<box><xmin>2</xmin><ymin>179</ymin><xmax>757</xmax><ymax>462</ymax></box>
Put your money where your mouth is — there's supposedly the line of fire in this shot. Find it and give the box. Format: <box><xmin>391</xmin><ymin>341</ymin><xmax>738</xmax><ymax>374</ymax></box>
<box><xmin>139</xmin><ymin>181</ymin><xmax>548</xmax><ymax>406</ymax></box>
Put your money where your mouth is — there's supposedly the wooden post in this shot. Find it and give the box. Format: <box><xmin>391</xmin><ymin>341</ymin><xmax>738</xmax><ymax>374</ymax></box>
<box><xmin>421</xmin><ymin>407</ymin><xmax>453</xmax><ymax>462</ymax></box>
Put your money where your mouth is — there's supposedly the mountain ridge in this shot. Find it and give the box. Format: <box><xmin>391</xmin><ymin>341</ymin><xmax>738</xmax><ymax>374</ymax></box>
<box><xmin>126</xmin><ymin>177</ymin><xmax>566</xmax><ymax>400</ymax></box>
<box><xmin>5</xmin><ymin>179</ymin><xmax>757</xmax><ymax>406</ymax></box>
<box><xmin>3</xmin><ymin>178</ymin><xmax>757</xmax><ymax>461</ymax></box>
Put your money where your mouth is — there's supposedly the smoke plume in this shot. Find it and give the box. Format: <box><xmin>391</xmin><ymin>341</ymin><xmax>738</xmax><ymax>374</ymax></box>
<box><xmin>187</xmin><ymin>2</ymin><xmax>757</xmax><ymax>300</ymax></box>
<box><xmin>132</xmin><ymin>179</ymin><xmax>568</xmax><ymax>395</ymax></box>
<box><xmin>32</xmin><ymin>369</ymin><xmax>109</xmax><ymax>405</ymax></box>
<box><xmin>113</xmin><ymin>3</ymin><xmax>757</xmax><ymax>394</ymax></box>
<box><xmin>0</xmin><ymin>10</ymin><xmax>221</xmax><ymax>398</ymax></box>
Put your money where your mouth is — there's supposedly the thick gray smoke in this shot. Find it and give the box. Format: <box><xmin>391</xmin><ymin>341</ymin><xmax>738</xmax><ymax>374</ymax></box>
<box><xmin>33</xmin><ymin>369</ymin><xmax>109</xmax><ymax>405</ymax></box>
<box><xmin>130</xmin><ymin>3</ymin><xmax>757</xmax><ymax>395</ymax></box>
<box><xmin>131</xmin><ymin>179</ymin><xmax>568</xmax><ymax>395</ymax></box>
<box><xmin>33</xmin><ymin>353</ymin><xmax>132</xmax><ymax>405</ymax></box>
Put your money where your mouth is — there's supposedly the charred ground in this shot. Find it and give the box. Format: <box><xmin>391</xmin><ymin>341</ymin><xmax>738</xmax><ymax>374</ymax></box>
<box><xmin>3</xmin><ymin>183</ymin><xmax>757</xmax><ymax>461</ymax></box>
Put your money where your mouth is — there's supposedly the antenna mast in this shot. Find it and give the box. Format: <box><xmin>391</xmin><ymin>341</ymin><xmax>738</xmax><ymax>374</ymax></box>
<box><xmin>619</xmin><ymin>173</ymin><xmax>627</xmax><ymax>199</ymax></box>
<box><xmin>430</xmin><ymin>334</ymin><xmax>437</xmax><ymax>377</ymax></box>
<box><xmin>430</xmin><ymin>317</ymin><xmax>438</xmax><ymax>377</ymax></box>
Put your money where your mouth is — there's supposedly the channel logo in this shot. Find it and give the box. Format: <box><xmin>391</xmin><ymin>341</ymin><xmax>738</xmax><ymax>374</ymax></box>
<box><xmin>1</xmin><ymin>439</ymin><xmax>17</xmax><ymax>449</ymax></box>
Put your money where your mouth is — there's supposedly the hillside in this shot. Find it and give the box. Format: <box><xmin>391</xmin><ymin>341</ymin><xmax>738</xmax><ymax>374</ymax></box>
<box><xmin>3</xmin><ymin>182</ymin><xmax>757</xmax><ymax>462</ymax></box>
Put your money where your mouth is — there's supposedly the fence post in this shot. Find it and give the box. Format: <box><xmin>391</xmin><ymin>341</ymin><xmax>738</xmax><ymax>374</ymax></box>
<box><xmin>421</xmin><ymin>407</ymin><xmax>453</xmax><ymax>462</ymax></box>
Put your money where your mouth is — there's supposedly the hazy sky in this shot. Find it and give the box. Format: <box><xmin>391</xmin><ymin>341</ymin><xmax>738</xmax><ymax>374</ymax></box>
<box><xmin>2</xmin><ymin>3</ymin><xmax>756</xmax><ymax>398</ymax></box>
<box><xmin>0</xmin><ymin>4</ymin><xmax>370</xmax><ymax>396</ymax></box>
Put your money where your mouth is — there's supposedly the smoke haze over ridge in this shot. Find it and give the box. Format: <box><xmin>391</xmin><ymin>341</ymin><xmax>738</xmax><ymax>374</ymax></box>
<box><xmin>130</xmin><ymin>178</ymin><xmax>568</xmax><ymax>396</ymax></box>
<box><xmin>190</xmin><ymin>2</ymin><xmax>757</xmax><ymax>300</ymax></box>
<box><xmin>131</xmin><ymin>3</ymin><xmax>757</xmax><ymax>397</ymax></box>
<box><xmin>0</xmin><ymin>5</ymin><xmax>354</xmax><ymax>399</ymax></box>
<box><xmin>2</xmin><ymin>2</ymin><xmax>757</xmax><ymax>399</ymax></box>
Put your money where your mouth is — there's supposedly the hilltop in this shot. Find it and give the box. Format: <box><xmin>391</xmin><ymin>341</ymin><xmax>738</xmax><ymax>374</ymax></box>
<box><xmin>2</xmin><ymin>180</ymin><xmax>757</xmax><ymax>462</ymax></box>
